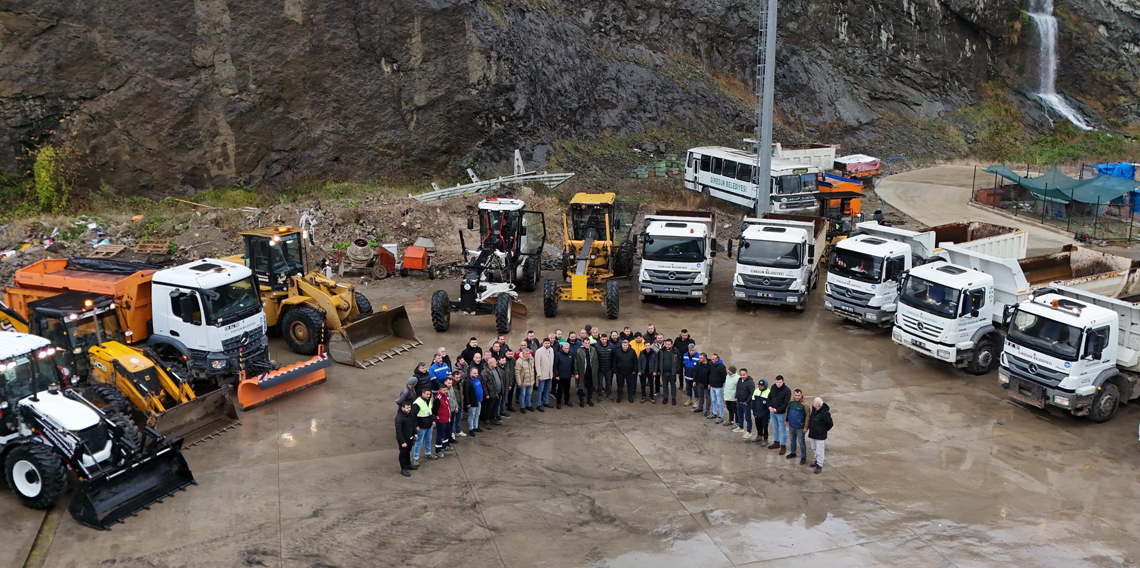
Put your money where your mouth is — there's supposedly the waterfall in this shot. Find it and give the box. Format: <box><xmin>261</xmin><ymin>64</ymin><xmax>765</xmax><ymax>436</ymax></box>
<box><xmin>1027</xmin><ymin>0</ymin><xmax>1092</xmax><ymax>130</ymax></box>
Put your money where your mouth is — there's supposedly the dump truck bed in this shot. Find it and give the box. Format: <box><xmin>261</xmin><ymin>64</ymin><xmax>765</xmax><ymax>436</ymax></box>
<box><xmin>1052</xmin><ymin>275</ymin><xmax>1140</xmax><ymax>372</ymax></box>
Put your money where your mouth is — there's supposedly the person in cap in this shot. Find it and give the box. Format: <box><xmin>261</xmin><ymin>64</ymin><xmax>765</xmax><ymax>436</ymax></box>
<box><xmin>682</xmin><ymin>344</ymin><xmax>700</xmax><ymax>406</ymax></box>
<box><xmin>396</xmin><ymin>377</ymin><xmax>419</xmax><ymax>406</ymax></box>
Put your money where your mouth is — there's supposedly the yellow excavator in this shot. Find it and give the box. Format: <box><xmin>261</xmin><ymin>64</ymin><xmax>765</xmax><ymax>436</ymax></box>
<box><xmin>224</xmin><ymin>226</ymin><xmax>420</xmax><ymax>368</ymax></box>
<box><xmin>0</xmin><ymin>292</ymin><xmax>238</xmax><ymax>445</ymax></box>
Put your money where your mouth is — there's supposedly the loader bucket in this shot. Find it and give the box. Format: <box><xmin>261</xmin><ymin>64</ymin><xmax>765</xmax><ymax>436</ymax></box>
<box><xmin>237</xmin><ymin>351</ymin><xmax>332</xmax><ymax>410</ymax></box>
<box><xmin>327</xmin><ymin>306</ymin><xmax>421</xmax><ymax>368</ymax></box>
<box><xmin>152</xmin><ymin>387</ymin><xmax>240</xmax><ymax>447</ymax></box>
<box><xmin>68</xmin><ymin>438</ymin><xmax>195</xmax><ymax>530</ymax></box>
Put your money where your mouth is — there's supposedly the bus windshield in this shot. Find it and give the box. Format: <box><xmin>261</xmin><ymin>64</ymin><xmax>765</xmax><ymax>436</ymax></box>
<box><xmin>737</xmin><ymin>240</ymin><xmax>802</xmax><ymax>268</ymax></box>
<box><xmin>829</xmin><ymin>249</ymin><xmax>882</xmax><ymax>284</ymax></box>
<box><xmin>774</xmin><ymin>174</ymin><xmax>818</xmax><ymax>195</ymax></box>
<box><xmin>642</xmin><ymin>237</ymin><xmax>704</xmax><ymax>262</ymax></box>
<box><xmin>899</xmin><ymin>276</ymin><xmax>960</xmax><ymax>319</ymax></box>
<box><xmin>1006</xmin><ymin>310</ymin><xmax>1082</xmax><ymax>361</ymax></box>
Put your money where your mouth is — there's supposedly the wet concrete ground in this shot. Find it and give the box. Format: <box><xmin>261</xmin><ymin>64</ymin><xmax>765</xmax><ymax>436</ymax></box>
<box><xmin>6</xmin><ymin>260</ymin><xmax>1140</xmax><ymax>568</ymax></box>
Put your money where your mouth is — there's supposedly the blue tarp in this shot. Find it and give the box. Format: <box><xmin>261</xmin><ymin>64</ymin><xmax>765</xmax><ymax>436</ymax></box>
<box><xmin>1096</xmin><ymin>162</ymin><xmax>1137</xmax><ymax>180</ymax></box>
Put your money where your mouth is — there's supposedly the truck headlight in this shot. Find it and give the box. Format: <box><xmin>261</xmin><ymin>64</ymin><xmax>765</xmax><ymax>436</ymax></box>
<box><xmin>892</xmin><ymin>328</ymin><xmax>902</xmax><ymax>342</ymax></box>
<box><xmin>785</xmin><ymin>296</ymin><xmax>799</xmax><ymax>303</ymax></box>
<box><xmin>1052</xmin><ymin>395</ymin><xmax>1070</xmax><ymax>407</ymax></box>
<box><xmin>641</xmin><ymin>287</ymin><xmax>652</xmax><ymax>294</ymax></box>
<box><xmin>937</xmin><ymin>349</ymin><xmax>951</xmax><ymax>359</ymax></box>
<box><xmin>210</xmin><ymin>359</ymin><xmax>229</xmax><ymax>370</ymax></box>
<box><xmin>865</xmin><ymin>312</ymin><xmax>878</xmax><ymax>322</ymax></box>
<box><xmin>734</xmin><ymin>291</ymin><xmax>745</xmax><ymax>298</ymax></box>
<box><xmin>690</xmin><ymin>290</ymin><xmax>703</xmax><ymax>296</ymax></box>
<box><xmin>998</xmin><ymin>370</ymin><xmax>1009</xmax><ymax>384</ymax></box>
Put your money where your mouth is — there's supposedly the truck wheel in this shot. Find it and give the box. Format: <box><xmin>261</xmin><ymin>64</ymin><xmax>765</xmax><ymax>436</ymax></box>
<box><xmin>605</xmin><ymin>280</ymin><xmax>619</xmax><ymax>319</ymax></box>
<box><xmin>494</xmin><ymin>294</ymin><xmax>513</xmax><ymax>333</ymax></box>
<box><xmin>430</xmin><ymin>290</ymin><xmax>451</xmax><ymax>332</ymax></box>
<box><xmin>795</xmin><ymin>299</ymin><xmax>807</xmax><ymax>313</ymax></box>
<box><xmin>282</xmin><ymin>306</ymin><xmax>324</xmax><ymax>355</ymax></box>
<box><xmin>354</xmin><ymin>292</ymin><xmax>374</xmax><ymax>315</ymax></box>
<box><xmin>518</xmin><ymin>255</ymin><xmax>539</xmax><ymax>292</ymax></box>
<box><xmin>5</xmin><ymin>443</ymin><xmax>66</xmax><ymax>509</ymax></box>
<box><xmin>106</xmin><ymin>410</ymin><xmax>143</xmax><ymax>448</ymax></box>
<box><xmin>427</xmin><ymin>265</ymin><xmax>437</xmax><ymax>280</ymax></box>
<box><xmin>735</xmin><ymin>300</ymin><xmax>749</xmax><ymax>309</ymax></box>
<box><xmin>1088</xmin><ymin>383</ymin><xmax>1120</xmax><ymax>423</ymax></box>
<box><xmin>543</xmin><ymin>279</ymin><xmax>558</xmax><ymax>318</ymax></box>
<box><xmin>811</xmin><ymin>270</ymin><xmax>820</xmax><ymax>290</ymax></box>
<box><xmin>83</xmin><ymin>383</ymin><xmax>131</xmax><ymax>416</ymax></box>
<box><xmin>371</xmin><ymin>263</ymin><xmax>388</xmax><ymax>279</ymax></box>
<box><xmin>966</xmin><ymin>339</ymin><xmax>997</xmax><ymax>376</ymax></box>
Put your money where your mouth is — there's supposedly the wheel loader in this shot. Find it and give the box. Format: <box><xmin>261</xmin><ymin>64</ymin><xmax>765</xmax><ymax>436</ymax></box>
<box><xmin>228</xmin><ymin>226</ymin><xmax>420</xmax><ymax>368</ymax></box>
<box><xmin>543</xmin><ymin>192</ymin><xmax>638</xmax><ymax>319</ymax></box>
<box><xmin>429</xmin><ymin>198</ymin><xmax>546</xmax><ymax>334</ymax></box>
<box><xmin>0</xmin><ymin>332</ymin><xmax>195</xmax><ymax>529</ymax></box>
<box><xmin>0</xmin><ymin>292</ymin><xmax>240</xmax><ymax>446</ymax></box>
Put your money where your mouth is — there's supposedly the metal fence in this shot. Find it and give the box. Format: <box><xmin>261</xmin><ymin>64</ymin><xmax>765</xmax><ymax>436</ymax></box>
<box><xmin>969</xmin><ymin>165</ymin><xmax>1137</xmax><ymax>243</ymax></box>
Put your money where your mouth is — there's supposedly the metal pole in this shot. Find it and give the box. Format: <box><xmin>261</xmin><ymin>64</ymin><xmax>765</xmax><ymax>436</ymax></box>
<box><xmin>753</xmin><ymin>0</ymin><xmax>778</xmax><ymax>217</ymax></box>
<box><xmin>1093</xmin><ymin>195</ymin><xmax>1101</xmax><ymax>239</ymax></box>
<box><xmin>1129</xmin><ymin>193</ymin><xmax>1135</xmax><ymax>243</ymax></box>
<box><xmin>1067</xmin><ymin>187</ymin><xmax>1074</xmax><ymax>231</ymax></box>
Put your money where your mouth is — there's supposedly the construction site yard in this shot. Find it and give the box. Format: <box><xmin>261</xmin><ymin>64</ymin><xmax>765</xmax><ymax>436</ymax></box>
<box><xmin>5</xmin><ymin>257</ymin><xmax>1140</xmax><ymax>568</ymax></box>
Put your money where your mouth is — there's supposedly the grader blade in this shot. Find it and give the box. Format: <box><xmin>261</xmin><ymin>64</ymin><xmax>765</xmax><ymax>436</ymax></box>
<box><xmin>152</xmin><ymin>387</ymin><xmax>240</xmax><ymax>448</ymax></box>
<box><xmin>327</xmin><ymin>306</ymin><xmax>421</xmax><ymax>368</ymax></box>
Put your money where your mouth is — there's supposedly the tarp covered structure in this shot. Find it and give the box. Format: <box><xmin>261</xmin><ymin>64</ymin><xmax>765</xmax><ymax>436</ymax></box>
<box><xmin>1095</xmin><ymin>162</ymin><xmax>1137</xmax><ymax>180</ymax></box>
<box><xmin>985</xmin><ymin>165</ymin><xmax>1140</xmax><ymax>205</ymax></box>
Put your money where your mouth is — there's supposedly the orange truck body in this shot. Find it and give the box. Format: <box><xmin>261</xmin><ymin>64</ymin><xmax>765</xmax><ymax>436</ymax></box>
<box><xmin>4</xmin><ymin>259</ymin><xmax>155</xmax><ymax>344</ymax></box>
<box><xmin>818</xmin><ymin>173</ymin><xmax>863</xmax><ymax>217</ymax></box>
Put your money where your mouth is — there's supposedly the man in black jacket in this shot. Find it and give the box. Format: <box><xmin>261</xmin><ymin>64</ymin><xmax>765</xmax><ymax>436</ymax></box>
<box><xmin>573</xmin><ymin>338</ymin><xmax>599</xmax><ymax>407</ymax></box>
<box><xmin>673</xmin><ymin>329</ymin><xmax>696</xmax><ymax>354</ymax></box>
<box><xmin>395</xmin><ymin>403</ymin><xmax>418</xmax><ymax>477</ymax></box>
<box><xmin>553</xmin><ymin>342</ymin><xmax>575</xmax><ymax>409</ymax></box>
<box><xmin>766</xmin><ymin>375</ymin><xmax>792</xmax><ymax>454</ymax></box>
<box><xmin>613</xmin><ymin>339</ymin><xmax>639</xmax><ymax>403</ymax></box>
<box><xmin>638</xmin><ymin>339</ymin><xmax>662</xmax><ymax>403</ymax></box>
<box><xmin>460</xmin><ymin>338</ymin><xmax>482</xmax><ymax>366</ymax></box>
<box><xmin>691</xmin><ymin>353</ymin><xmax>710</xmax><ymax>415</ymax></box>
<box><xmin>594</xmin><ymin>334</ymin><xmax>615</xmax><ymax>402</ymax></box>
<box><xmin>660</xmin><ymin>338</ymin><xmax>682</xmax><ymax>405</ymax></box>
<box><xmin>807</xmin><ymin>397</ymin><xmax>833</xmax><ymax>474</ymax></box>
<box><xmin>707</xmin><ymin>354</ymin><xmax>728</xmax><ymax>423</ymax></box>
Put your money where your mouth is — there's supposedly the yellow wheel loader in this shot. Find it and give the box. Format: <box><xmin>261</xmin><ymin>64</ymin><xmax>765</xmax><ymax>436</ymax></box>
<box><xmin>0</xmin><ymin>292</ymin><xmax>239</xmax><ymax>446</ymax></box>
<box><xmin>227</xmin><ymin>226</ymin><xmax>420</xmax><ymax>368</ymax></box>
<box><xmin>543</xmin><ymin>192</ymin><xmax>639</xmax><ymax>320</ymax></box>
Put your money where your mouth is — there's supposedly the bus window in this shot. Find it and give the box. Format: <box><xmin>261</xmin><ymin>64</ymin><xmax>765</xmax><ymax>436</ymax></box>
<box><xmin>801</xmin><ymin>174</ymin><xmax>818</xmax><ymax>191</ymax></box>
<box><xmin>721</xmin><ymin>160</ymin><xmax>737</xmax><ymax>180</ymax></box>
<box><xmin>687</xmin><ymin>152</ymin><xmax>696</xmax><ymax>169</ymax></box>
<box><xmin>736</xmin><ymin>164</ymin><xmax>754</xmax><ymax>182</ymax></box>
<box><xmin>700</xmin><ymin>155</ymin><xmax>711</xmax><ymax>172</ymax></box>
<box><xmin>711</xmin><ymin>157</ymin><xmax>723</xmax><ymax>176</ymax></box>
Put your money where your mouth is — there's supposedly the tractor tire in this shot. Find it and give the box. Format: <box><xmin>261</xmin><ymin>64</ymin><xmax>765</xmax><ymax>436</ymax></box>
<box><xmin>354</xmin><ymin>292</ymin><xmax>374</xmax><ymax>315</ymax></box>
<box><xmin>966</xmin><ymin>339</ymin><xmax>997</xmax><ymax>376</ymax></box>
<box><xmin>543</xmin><ymin>279</ymin><xmax>558</xmax><ymax>318</ymax></box>
<box><xmin>4</xmin><ymin>443</ymin><xmax>66</xmax><ymax>509</ymax></box>
<box><xmin>282</xmin><ymin>305</ymin><xmax>324</xmax><ymax>356</ymax></box>
<box><xmin>494</xmin><ymin>294</ymin><xmax>513</xmax><ymax>334</ymax></box>
<box><xmin>605</xmin><ymin>280</ymin><xmax>620</xmax><ymax>320</ymax></box>
<box><xmin>430</xmin><ymin>290</ymin><xmax>451</xmax><ymax>332</ymax></box>
<box><xmin>614</xmin><ymin>240</ymin><xmax>635</xmax><ymax>277</ymax></box>
<box><xmin>1088</xmin><ymin>382</ymin><xmax>1120</xmax><ymax>423</ymax></box>
<box><xmin>83</xmin><ymin>383</ymin><xmax>131</xmax><ymax>416</ymax></box>
<box><xmin>371</xmin><ymin>263</ymin><xmax>388</xmax><ymax>279</ymax></box>
<box><xmin>518</xmin><ymin>255</ymin><xmax>539</xmax><ymax>292</ymax></box>
<box><xmin>106</xmin><ymin>410</ymin><xmax>143</xmax><ymax>448</ymax></box>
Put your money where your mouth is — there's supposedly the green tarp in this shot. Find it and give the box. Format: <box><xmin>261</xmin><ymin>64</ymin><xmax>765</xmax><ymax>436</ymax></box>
<box><xmin>984</xmin><ymin>165</ymin><xmax>1140</xmax><ymax>205</ymax></box>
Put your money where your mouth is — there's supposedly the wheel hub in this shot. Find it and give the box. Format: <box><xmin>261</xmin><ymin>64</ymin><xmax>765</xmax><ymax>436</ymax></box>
<box><xmin>977</xmin><ymin>350</ymin><xmax>993</xmax><ymax>368</ymax></box>
<box><xmin>13</xmin><ymin>461</ymin><xmax>41</xmax><ymax>498</ymax></box>
<box><xmin>290</xmin><ymin>322</ymin><xmax>310</xmax><ymax>343</ymax></box>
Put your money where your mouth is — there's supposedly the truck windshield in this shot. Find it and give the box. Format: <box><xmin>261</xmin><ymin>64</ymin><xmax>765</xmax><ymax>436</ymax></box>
<box><xmin>737</xmin><ymin>240</ymin><xmax>802</xmax><ymax>268</ymax></box>
<box><xmin>642</xmin><ymin>237</ymin><xmax>704</xmax><ymax>262</ymax></box>
<box><xmin>829</xmin><ymin>249</ymin><xmax>882</xmax><ymax>284</ymax></box>
<box><xmin>202</xmin><ymin>277</ymin><xmax>262</xmax><ymax>326</ymax></box>
<box><xmin>1</xmin><ymin>349</ymin><xmax>61</xmax><ymax>401</ymax></box>
<box><xmin>899</xmin><ymin>275</ymin><xmax>960</xmax><ymax>318</ymax></box>
<box><xmin>1006</xmin><ymin>310</ymin><xmax>1082</xmax><ymax>362</ymax></box>
<box><xmin>271</xmin><ymin>233</ymin><xmax>305</xmax><ymax>275</ymax></box>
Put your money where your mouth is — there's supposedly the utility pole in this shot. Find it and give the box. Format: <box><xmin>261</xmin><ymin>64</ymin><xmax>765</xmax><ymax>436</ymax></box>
<box><xmin>754</xmin><ymin>0</ymin><xmax>778</xmax><ymax>217</ymax></box>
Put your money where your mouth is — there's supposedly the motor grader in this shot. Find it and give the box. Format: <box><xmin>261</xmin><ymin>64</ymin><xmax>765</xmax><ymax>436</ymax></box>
<box><xmin>543</xmin><ymin>192</ymin><xmax>638</xmax><ymax>319</ymax></box>
<box><xmin>0</xmin><ymin>292</ymin><xmax>239</xmax><ymax>445</ymax></box>
<box><xmin>228</xmin><ymin>226</ymin><xmax>420</xmax><ymax>368</ymax></box>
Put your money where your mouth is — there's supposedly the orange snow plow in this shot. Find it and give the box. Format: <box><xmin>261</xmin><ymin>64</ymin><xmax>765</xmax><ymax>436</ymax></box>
<box><xmin>237</xmin><ymin>348</ymin><xmax>333</xmax><ymax>410</ymax></box>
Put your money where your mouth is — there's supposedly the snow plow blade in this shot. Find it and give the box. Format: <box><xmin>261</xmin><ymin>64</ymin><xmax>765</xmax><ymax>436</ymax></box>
<box><xmin>327</xmin><ymin>305</ymin><xmax>421</xmax><ymax>368</ymax></box>
<box><xmin>152</xmin><ymin>387</ymin><xmax>240</xmax><ymax>447</ymax></box>
<box><xmin>68</xmin><ymin>436</ymin><xmax>195</xmax><ymax>530</ymax></box>
<box><xmin>236</xmin><ymin>350</ymin><xmax>331</xmax><ymax>410</ymax></box>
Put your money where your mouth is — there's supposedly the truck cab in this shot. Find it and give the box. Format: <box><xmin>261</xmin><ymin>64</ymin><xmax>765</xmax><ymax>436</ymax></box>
<box><xmin>637</xmin><ymin>212</ymin><xmax>716</xmax><ymax>303</ymax></box>
<box><xmin>731</xmin><ymin>216</ymin><xmax>824</xmax><ymax>312</ymax></box>
<box><xmin>149</xmin><ymin>259</ymin><xmax>269</xmax><ymax>381</ymax></box>
<box><xmin>892</xmin><ymin>261</ymin><xmax>1000</xmax><ymax>374</ymax></box>
<box><xmin>999</xmin><ymin>291</ymin><xmax>1133</xmax><ymax>422</ymax></box>
<box><xmin>824</xmin><ymin>234</ymin><xmax>910</xmax><ymax>325</ymax></box>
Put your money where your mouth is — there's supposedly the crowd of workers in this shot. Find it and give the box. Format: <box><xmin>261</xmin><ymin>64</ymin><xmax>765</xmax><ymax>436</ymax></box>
<box><xmin>395</xmin><ymin>325</ymin><xmax>834</xmax><ymax>478</ymax></box>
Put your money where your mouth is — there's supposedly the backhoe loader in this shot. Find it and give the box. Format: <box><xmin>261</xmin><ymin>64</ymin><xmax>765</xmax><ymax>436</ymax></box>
<box><xmin>0</xmin><ymin>292</ymin><xmax>239</xmax><ymax>446</ymax></box>
<box><xmin>227</xmin><ymin>226</ymin><xmax>420</xmax><ymax>368</ymax></box>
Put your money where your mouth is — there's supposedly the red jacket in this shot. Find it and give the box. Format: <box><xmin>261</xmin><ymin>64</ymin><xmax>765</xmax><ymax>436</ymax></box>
<box><xmin>435</xmin><ymin>391</ymin><xmax>452</xmax><ymax>423</ymax></box>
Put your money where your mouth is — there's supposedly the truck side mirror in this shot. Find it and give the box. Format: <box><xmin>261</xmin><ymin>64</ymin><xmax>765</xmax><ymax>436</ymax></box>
<box><xmin>710</xmin><ymin>238</ymin><xmax>717</xmax><ymax>258</ymax></box>
<box><xmin>467</xmin><ymin>217</ymin><xmax>475</xmax><ymax>231</ymax></box>
<box><xmin>519</xmin><ymin>225</ymin><xmax>527</xmax><ymax>236</ymax></box>
<box><xmin>1002</xmin><ymin>305</ymin><xmax>1015</xmax><ymax>327</ymax></box>
<box><xmin>727</xmin><ymin>240</ymin><xmax>734</xmax><ymax>259</ymax></box>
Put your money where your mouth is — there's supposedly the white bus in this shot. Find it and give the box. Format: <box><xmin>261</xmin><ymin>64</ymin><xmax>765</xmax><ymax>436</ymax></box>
<box><xmin>683</xmin><ymin>146</ymin><xmax>821</xmax><ymax>214</ymax></box>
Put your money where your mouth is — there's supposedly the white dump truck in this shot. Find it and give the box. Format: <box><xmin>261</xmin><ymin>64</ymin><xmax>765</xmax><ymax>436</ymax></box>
<box><xmin>999</xmin><ymin>277</ymin><xmax>1140</xmax><ymax>422</ymax></box>
<box><xmin>637</xmin><ymin>211</ymin><xmax>717</xmax><ymax>303</ymax></box>
<box><xmin>824</xmin><ymin>221</ymin><xmax>1028</xmax><ymax>327</ymax></box>
<box><xmin>893</xmin><ymin>244</ymin><xmax>1134</xmax><ymax>375</ymax></box>
<box><xmin>730</xmin><ymin>214</ymin><xmax>827</xmax><ymax>312</ymax></box>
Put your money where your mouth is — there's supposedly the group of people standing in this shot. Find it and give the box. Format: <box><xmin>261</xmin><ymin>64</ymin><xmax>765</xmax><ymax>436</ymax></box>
<box><xmin>394</xmin><ymin>324</ymin><xmax>834</xmax><ymax>477</ymax></box>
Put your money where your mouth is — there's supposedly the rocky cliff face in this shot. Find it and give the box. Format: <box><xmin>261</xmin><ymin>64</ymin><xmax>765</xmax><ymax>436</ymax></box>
<box><xmin>1</xmin><ymin>0</ymin><xmax>1137</xmax><ymax>194</ymax></box>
